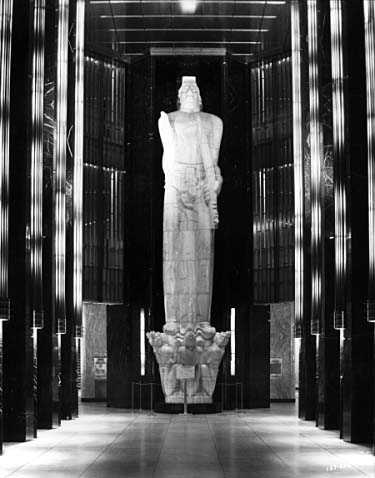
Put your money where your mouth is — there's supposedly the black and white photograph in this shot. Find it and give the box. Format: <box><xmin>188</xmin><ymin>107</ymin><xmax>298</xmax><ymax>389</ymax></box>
<box><xmin>0</xmin><ymin>0</ymin><xmax>374</xmax><ymax>477</ymax></box>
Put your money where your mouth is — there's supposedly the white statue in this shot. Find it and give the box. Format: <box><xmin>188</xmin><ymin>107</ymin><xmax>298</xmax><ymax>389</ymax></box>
<box><xmin>147</xmin><ymin>77</ymin><xmax>230</xmax><ymax>404</ymax></box>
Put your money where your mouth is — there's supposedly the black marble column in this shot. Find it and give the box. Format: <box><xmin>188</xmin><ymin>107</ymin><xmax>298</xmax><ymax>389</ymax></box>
<box><xmin>37</xmin><ymin>0</ymin><xmax>60</xmax><ymax>429</ymax></box>
<box><xmin>363</xmin><ymin>1</ymin><xmax>375</xmax><ymax>453</ymax></box>
<box><xmin>61</xmin><ymin>0</ymin><xmax>79</xmax><ymax>421</ymax></box>
<box><xmin>340</xmin><ymin>0</ymin><xmax>373</xmax><ymax>444</ymax></box>
<box><xmin>292</xmin><ymin>0</ymin><xmax>316</xmax><ymax>422</ymax></box>
<box><xmin>315</xmin><ymin>0</ymin><xmax>340</xmax><ymax>431</ymax></box>
<box><xmin>218</xmin><ymin>56</ymin><xmax>253</xmax><ymax>405</ymax></box>
<box><xmin>3</xmin><ymin>0</ymin><xmax>35</xmax><ymax>441</ymax></box>
<box><xmin>0</xmin><ymin>0</ymin><xmax>13</xmax><ymax>453</ymax></box>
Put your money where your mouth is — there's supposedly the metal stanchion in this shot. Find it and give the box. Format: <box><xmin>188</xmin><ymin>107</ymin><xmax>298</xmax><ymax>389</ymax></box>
<box><xmin>131</xmin><ymin>382</ymin><xmax>157</xmax><ymax>415</ymax></box>
<box><xmin>218</xmin><ymin>382</ymin><xmax>243</xmax><ymax>412</ymax></box>
<box><xmin>131</xmin><ymin>382</ymin><xmax>134</xmax><ymax>414</ymax></box>
<box><xmin>183</xmin><ymin>380</ymin><xmax>188</xmax><ymax>415</ymax></box>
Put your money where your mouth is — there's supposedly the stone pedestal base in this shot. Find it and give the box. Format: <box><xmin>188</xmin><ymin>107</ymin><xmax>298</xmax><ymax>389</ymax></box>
<box><xmin>147</xmin><ymin>322</ymin><xmax>230</xmax><ymax>405</ymax></box>
<box><xmin>165</xmin><ymin>392</ymin><xmax>212</xmax><ymax>404</ymax></box>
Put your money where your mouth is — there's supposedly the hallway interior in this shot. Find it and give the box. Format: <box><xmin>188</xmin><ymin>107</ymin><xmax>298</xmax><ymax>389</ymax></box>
<box><xmin>0</xmin><ymin>403</ymin><xmax>374</xmax><ymax>478</ymax></box>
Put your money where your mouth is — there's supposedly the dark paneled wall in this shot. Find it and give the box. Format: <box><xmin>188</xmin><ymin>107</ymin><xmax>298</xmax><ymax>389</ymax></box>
<box><xmin>83</xmin><ymin>53</ymin><xmax>126</xmax><ymax>303</ymax></box>
<box><xmin>251</xmin><ymin>55</ymin><xmax>294</xmax><ymax>304</ymax></box>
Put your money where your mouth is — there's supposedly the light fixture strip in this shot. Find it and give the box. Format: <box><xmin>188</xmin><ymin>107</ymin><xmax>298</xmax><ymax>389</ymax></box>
<box><xmin>308</xmin><ymin>0</ymin><xmax>322</xmax><ymax>335</ymax></box>
<box><xmin>73</xmin><ymin>0</ymin><xmax>85</xmax><ymax>337</ymax></box>
<box><xmin>230</xmin><ymin>308</ymin><xmax>235</xmax><ymax>376</ymax></box>
<box><xmin>30</xmin><ymin>0</ymin><xmax>45</xmax><ymax>328</ymax></box>
<box><xmin>140</xmin><ymin>308</ymin><xmax>145</xmax><ymax>376</ymax></box>
<box><xmin>106</xmin><ymin>28</ymin><xmax>269</xmax><ymax>32</ymax></box>
<box><xmin>291</xmin><ymin>0</ymin><xmax>303</xmax><ymax>338</ymax></box>
<box><xmin>0</xmin><ymin>0</ymin><xmax>13</xmax><ymax>304</ymax></box>
<box><xmin>330</xmin><ymin>0</ymin><xmax>346</xmax><ymax>329</ymax></box>
<box><xmin>90</xmin><ymin>1</ymin><xmax>286</xmax><ymax>4</ymax></box>
<box><xmin>55</xmin><ymin>0</ymin><xmax>69</xmax><ymax>334</ymax></box>
<box><xmin>364</xmin><ymin>0</ymin><xmax>375</xmax><ymax>320</ymax></box>
<box><xmin>100</xmin><ymin>15</ymin><xmax>277</xmax><ymax>19</ymax></box>
<box><xmin>102</xmin><ymin>41</ymin><xmax>262</xmax><ymax>45</ymax></box>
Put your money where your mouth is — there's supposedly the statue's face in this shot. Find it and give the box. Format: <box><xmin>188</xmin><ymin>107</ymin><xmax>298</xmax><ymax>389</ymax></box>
<box><xmin>178</xmin><ymin>82</ymin><xmax>201</xmax><ymax>111</ymax></box>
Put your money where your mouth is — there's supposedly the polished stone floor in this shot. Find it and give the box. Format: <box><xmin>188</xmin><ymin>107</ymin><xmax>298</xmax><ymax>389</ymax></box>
<box><xmin>0</xmin><ymin>403</ymin><xmax>374</xmax><ymax>477</ymax></box>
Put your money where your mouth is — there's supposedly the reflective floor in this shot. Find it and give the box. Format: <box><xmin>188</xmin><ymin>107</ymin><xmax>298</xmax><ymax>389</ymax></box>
<box><xmin>0</xmin><ymin>403</ymin><xmax>374</xmax><ymax>477</ymax></box>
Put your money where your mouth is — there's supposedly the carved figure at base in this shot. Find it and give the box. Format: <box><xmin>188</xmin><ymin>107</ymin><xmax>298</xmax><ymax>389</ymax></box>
<box><xmin>147</xmin><ymin>77</ymin><xmax>230</xmax><ymax>404</ymax></box>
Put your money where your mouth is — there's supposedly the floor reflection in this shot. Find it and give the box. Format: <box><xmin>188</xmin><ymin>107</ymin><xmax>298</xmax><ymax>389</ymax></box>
<box><xmin>0</xmin><ymin>402</ymin><xmax>373</xmax><ymax>477</ymax></box>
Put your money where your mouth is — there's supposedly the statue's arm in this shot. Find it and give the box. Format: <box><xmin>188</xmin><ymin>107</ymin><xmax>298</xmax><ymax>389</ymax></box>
<box><xmin>210</xmin><ymin>116</ymin><xmax>223</xmax><ymax>194</ymax></box>
<box><xmin>158</xmin><ymin>111</ymin><xmax>174</xmax><ymax>179</ymax></box>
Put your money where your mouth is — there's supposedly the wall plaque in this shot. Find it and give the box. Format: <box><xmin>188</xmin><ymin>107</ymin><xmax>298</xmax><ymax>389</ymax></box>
<box><xmin>94</xmin><ymin>356</ymin><xmax>107</xmax><ymax>381</ymax></box>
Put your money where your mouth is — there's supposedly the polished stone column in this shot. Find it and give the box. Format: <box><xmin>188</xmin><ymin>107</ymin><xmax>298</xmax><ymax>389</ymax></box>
<box><xmin>314</xmin><ymin>0</ymin><xmax>339</xmax><ymax>430</ymax></box>
<box><xmin>291</xmin><ymin>0</ymin><xmax>316</xmax><ymax>421</ymax></box>
<box><xmin>4</xmin><ymin>0</ymin><xmax>35</xmax><ymax>441</ymax></box>
<box><xmin>61</xmin><ymin>0</ymin><xmax>83</xmax><ymax>421</ymax></box>
<box><xmin>221</xmin><ymin>56</ymin><xmax>253</xmax><ymax>406</ymax></box>
<box><xmin>363</xmin><ymin>0</ymin><xmax>375</xmax><ymax>453</ymax></box>
<box><xmin>37</xmin><ymin>0</ymin><xmax>66</xmax><ymax>429</ymax></box>
<box><xmin>0</xmin><ymin>0</ymin><xmax>13</xmax><ymax>453</ymax></box>
<box><xmin>337</xmin><ymin>0</ymin><xmax>373</xmax><ymax>443</ymax></box>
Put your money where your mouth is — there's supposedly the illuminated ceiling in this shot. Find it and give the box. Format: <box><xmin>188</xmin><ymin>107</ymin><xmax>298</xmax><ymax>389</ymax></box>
<box><xmin>86</xmin><ymin>0</ymin><xmax>290</xmax><ymax>58</ymax></box>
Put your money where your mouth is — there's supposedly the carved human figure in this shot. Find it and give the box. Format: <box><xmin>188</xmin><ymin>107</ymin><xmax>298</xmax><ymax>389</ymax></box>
<box><xmin>159</xmin><ymin>76</ymin><xmax>223</xmax><ymax>333</ymax></box>
<box><xmin>147</xmin><ymin>77</ymin><xmax>230</xmax><ymax>405</ymax></box>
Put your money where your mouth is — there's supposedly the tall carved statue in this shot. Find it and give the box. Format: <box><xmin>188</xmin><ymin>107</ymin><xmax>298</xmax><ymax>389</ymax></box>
<box><xmin>147</xmin><ymin>77</ymin><xmax>230</xmax><ymax>404</ymax></box>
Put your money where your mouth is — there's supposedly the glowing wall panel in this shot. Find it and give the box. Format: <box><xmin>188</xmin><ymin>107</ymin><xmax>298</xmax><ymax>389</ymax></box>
<box><xmin>54</xmin><ymin>0</ymin><xmax>69</xmax><ymax>334</ymax></box>
<box><xmin>364</xmin><ymin>0</ymin><xmax>375</xmax><ymax>321</ymax></box>
<box><xmin>83</xmin><ymin>54</ymin><xmax>126</xmax><ymax>303</ymax></box>
<box><xmin>0</xmin><ymin>0</ymin><xmax>13</xmax><ymax>320</ymax></box>
<box><xmin>307</xmin><ymin>0</ymin><xmax>322</xmax><ymax>335</ymax></box>
<box><xmin>30</xmin><ymin>0</ymin><xmax>45</xmax><ymax>329</ymax></box>
<box><xmin>330</xmin><ymin>0</ymin><xmax>346</xmax><ymax>329</ymax></box>
<box><xmin>251</xmin><ymin>57</ymin><xmax>294</xmax><ymax>304</ymax></box>
<box><xmin>291</xmin><ymin>0</ymin><xmax>303</xmax><ymax>337</ymax></box>
<box><xmin>73</xmin><ymin>0</ymin><xmax>85</xmax><ymax>337</ymax></box>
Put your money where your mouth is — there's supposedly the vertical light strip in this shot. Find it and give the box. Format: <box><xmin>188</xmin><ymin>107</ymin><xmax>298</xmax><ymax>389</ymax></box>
<box><xmin>364</xmin><ymin>0</ymin><xmax>375</xmax><ymax>322</ymax></box>
<box><xmin>55</xmin><ymin>0</ymin><xmax>69</xmax><ymax>334</ymax></box>
<box><xmin>230</xmin><ymin>307</ymin><xmax>235</xmax><ymax>376</ymax></box>
<box><xmin>140</xmin><ymin>308</ymin><xmax>145</xmax><ymax>376</ymax></box>
<box><xmin>330</xmin><ymin>0</ymin><xmax>346</xmax><ymax>329</ymax></box>
<box><xmin>291</xmin><ymin>0</ymin><xmax>303</xmax><ymax>338</ymax></box>
<box><xmin>31</xmin><ymin>0</ymin><xmax>45</xmax><ymax>329</ymax></box>
<box><xmin>308</xmin><ymin>0</ymin><xmax>322</xmax><ymax>335</ymax></box>
<box><xmin>0</xmin><ymin>0</ymin><xmax>13</xmax><ymax>318</ymax></box>
<box><xmin>73</xmin><ymin>0</ymin><xmax>85</xmax><ymax>336</ymax></box>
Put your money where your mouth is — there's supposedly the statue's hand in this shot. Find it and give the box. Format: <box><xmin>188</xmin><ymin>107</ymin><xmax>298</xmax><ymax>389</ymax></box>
<box><xmin>214</xmin><ymin>177</ymin><xmax>223</xmax><ymax>195</ymax></box>
<box><xmin>159</xmin><ymin>111</ymin><xmax>174</xmax><ymax>147</ymax></box>
<box><xmin>159</xmin><ymin>111</ymin><xmax>171</xmax><ymax>129</ymax></box>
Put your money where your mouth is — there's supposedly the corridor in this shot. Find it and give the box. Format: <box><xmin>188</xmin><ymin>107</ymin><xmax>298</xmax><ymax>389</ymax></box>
<box><xmin>0</xmin><ymin>403</ymin><xmax>373</xmax><ymax>478</ymax></box>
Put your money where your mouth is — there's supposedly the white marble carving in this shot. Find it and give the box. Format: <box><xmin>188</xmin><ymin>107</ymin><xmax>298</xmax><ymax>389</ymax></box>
<box><xmin>147</xmin><ymin>77</ymin><xmax>230</xmax><ymax>404</ymax></box>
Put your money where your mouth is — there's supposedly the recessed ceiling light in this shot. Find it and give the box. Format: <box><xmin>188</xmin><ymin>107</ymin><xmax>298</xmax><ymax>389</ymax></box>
<box><xmin>180</xmin><ymin>0</ymin><xmax>198</xmax><ymax>13</ymax></box>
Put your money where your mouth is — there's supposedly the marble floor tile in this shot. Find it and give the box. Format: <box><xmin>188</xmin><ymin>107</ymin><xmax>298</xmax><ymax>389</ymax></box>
<box><xmin>0</xmin><ymin>402</ymin><xmax>374</xmax><ymax>477</ymax></box>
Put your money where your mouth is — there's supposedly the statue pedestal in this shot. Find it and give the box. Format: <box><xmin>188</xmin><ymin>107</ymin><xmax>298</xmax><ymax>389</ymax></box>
<box><xmin>147</xmin><ymin>323</ymin><xmax>230</xmax><ymax>405</ymax></box>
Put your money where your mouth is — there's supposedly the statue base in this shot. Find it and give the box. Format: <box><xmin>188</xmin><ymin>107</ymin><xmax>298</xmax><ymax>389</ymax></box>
<box><xmin>165</xmin><ymin>391</ymin><xmax>212</xmax><ymax>404</ymax></box>
<box><xmin>147</xmin><ymin>321</ymin><xmax>230</xmax><ymax>405</ymax></box>
<box><xmin>154</xmin><ymin>402</ymin><xmax>220</xmax><ymax>414</ymax></box>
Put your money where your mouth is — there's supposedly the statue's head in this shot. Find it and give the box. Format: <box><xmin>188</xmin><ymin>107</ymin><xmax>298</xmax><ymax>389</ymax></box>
<box><xmin>178</xmin><ymin>76</ymin><xmax>202</xmax><ymax>112</ymax></box>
